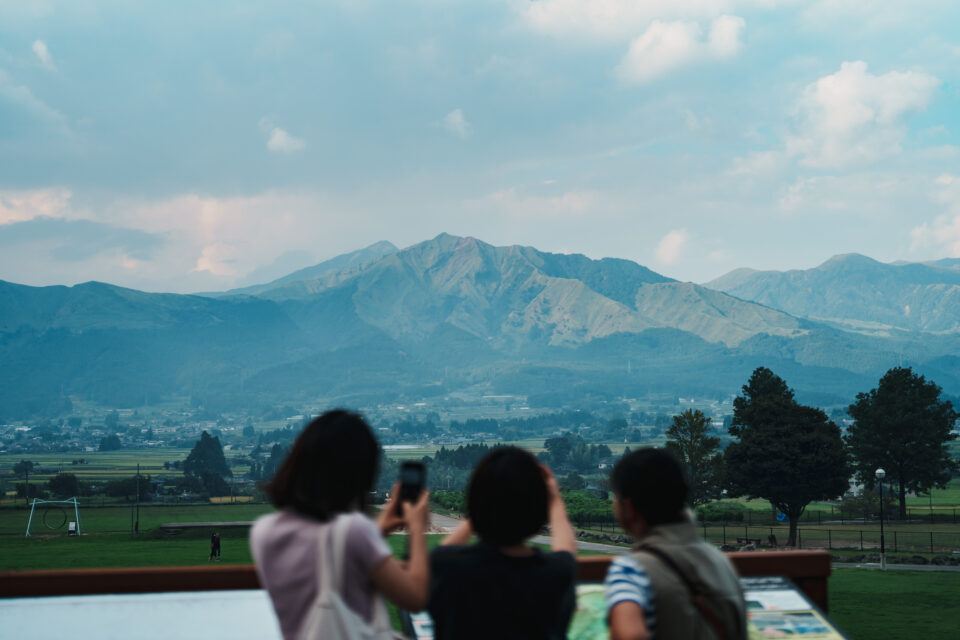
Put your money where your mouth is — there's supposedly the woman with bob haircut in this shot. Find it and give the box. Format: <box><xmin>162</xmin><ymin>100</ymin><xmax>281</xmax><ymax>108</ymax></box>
<box><xmin>250</xmin><ymin>410</ymin><xmax>430</xmax><ymax>640</ymax></box>
<box><xmin>427</xmin><ymin>446</ymin><xmax>578</xmax><ymax>640</ymax></box>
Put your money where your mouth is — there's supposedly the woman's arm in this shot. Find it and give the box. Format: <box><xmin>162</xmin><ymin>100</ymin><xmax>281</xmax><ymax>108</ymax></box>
<box><xmin>440</xmin><ymin>518</ymin><xmax>472</xmax><ymax>546</ymax></box>
<box><xmin>541</xmin><ymin>465</ymin><xmax>577</xmax><ymax>555</ymax></box>
<box><xmin>369</xmin><ymin>491</ymin><xmax>430</xmax><ymax>611</ymax></box>
<box><xmin>376</xmin><ymin>482</ymin><xmax>405</xmax><ymax>538</ymax></box>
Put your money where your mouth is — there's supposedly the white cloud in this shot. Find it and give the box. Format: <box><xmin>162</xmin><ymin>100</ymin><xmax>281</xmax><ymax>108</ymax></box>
<box><xmin>614</xmin><ymin>16</ymin><xmax>745</xmax><ymax>84</ymax></box>
<box><xmin>654</xmin><ymin>229</ymin><xmax>689</xmax><ymax>264</ymax></box>
<box><xmin>786</xmin><ymin>61</ymin><xmax>940</xmax><ymax>168</ymax></box>
<box><xmin>442</xmin><ymin>109</ymin><xmax>472</xmax><ymax>139</ymax></box>
<box><xmin>193</xmin><ymin>242</ymin><xmax>239</xmax><ymax>276</ymax></box>
<box><xmin>479</xmin><ymin>186</ymin><xmax>597</xmax><ymax>218</ymax></box>
<box><xmin>267</xmin><ymin>127</ymin><xmax>305</xmax><ymax>153</ymax></box>
<box><xmin>910</xmin><ymin>175</ymin><xmax>960</xmax><ymax>257</ymax></box>
<box><xmin>521</xmin><ymin>0</ymin><xmax>748</xmax><ymax>41</ymax></box>
<box><xmin>31</xmin><ymin>40</ymin><xmax>55</xmax><ymax>71</ymax></box>
<box><xmin>729</xmin><ymin>150</ymin><xmax>785</xmax><ymax>176</ymax></box>
<box><xmin>259</xmin><ymin>117</ymin><xmax>305</xmax><ymax>153</ymax></box>
<box><xmin>0</xmin><ymin>188</ymin><xmax>72</xmax><ymax>224</ymax></box>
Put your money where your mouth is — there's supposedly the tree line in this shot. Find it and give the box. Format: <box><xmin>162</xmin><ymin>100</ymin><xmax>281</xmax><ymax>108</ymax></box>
<box><xmin>666</xmin><ymin>366</ymin><xmax>957</xmax><ymax>546</ymax></box>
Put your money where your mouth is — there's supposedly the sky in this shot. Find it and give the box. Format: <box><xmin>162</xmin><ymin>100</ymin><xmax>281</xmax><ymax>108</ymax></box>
<box><xmin>1</xmin><ymin>0</ymin><xmax>959</xmax><ymax>292</ymax></box>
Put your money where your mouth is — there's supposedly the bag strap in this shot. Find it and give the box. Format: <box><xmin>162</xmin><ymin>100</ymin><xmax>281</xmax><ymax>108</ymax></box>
<box><xmin>315</xmin><ymin>517</ymin><xmax>334</xmax><ymax>596</ymax></box>
<box><xmin>638</xmin><ymin>545</ymin><xmax>727</xmax><ymax>640</ymax></box>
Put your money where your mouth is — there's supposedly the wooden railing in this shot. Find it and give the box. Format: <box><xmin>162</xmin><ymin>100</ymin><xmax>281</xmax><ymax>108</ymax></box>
<box><xmin>0</xmin><ymin>550</ymin><xmax>832</xmax><ymax>612</ymax></box>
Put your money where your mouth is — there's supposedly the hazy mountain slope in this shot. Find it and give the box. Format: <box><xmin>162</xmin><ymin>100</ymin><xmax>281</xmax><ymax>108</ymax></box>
<box><xmin>260</xmin><ymin>234</ymin><xmax>808</xmax><ymax>349</ymax></box>
<box><xmin>216</xmin><ymin>241</ymin><xmax>398</xmax><ymax>297</ymax></box>
<box><xmin>706</xmin><ymin>253</ymin><xmax>960</xmax><ymax>333</ymax></box>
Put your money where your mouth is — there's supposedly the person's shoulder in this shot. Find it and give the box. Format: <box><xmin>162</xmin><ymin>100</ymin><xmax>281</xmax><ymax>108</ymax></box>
<box><xmin>430</xmin><ymin>544</ymin><xmax>474</xmax><ymax>562</ymax></box>
<box><xmin>540</xmin><ymin>549</ymin><xmax>577</xmax><ymax>570</ymax></box>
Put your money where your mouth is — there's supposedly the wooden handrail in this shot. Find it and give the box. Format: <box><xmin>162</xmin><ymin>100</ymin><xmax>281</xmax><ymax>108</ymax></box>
<box><xmin>0</xmin><ymin>550</ymin><xmax>832</xmax><ymax>612</ymax></box>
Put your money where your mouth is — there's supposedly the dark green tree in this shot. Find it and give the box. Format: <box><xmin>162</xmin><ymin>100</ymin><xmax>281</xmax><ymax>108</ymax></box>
<box><xmin>104</xmin><ymin>475</ymin><xmax>152</xmax><ymax>501</ymax></box>
<box><xmin>200</xmin><ymin>470</ymin><xmax>231</xmax><ymax>497</ymax></box>
<box><xmin>48</xmin><ymin>473</ymin><xmax>80</xmax><ymax>499</ymax></box>
<box><xmin>725</xmin><ymin>368</ymin><xmax>850</xmax><ymax>546</ymax></box>
<box><xmin>563</xmin><ymin>471</ymin><xmax>586</xmax><ymax>491</ymax></box>
<box><xmin>665</xmin><ymin>409</ymin><xmax>724</xmax><ymax>506</ymax></box>
<box><xmin>184</xmin><ymin>431</ymin><xmax>232</xmax><ymax>479</ymax></box>
<box><xmin>846</xmin><ymin>367</ymin><xmax>959</xmax><ymax>520</ymax></box>
<box><xmin>13</xmin><ymin>459</ymin><xmax>35</xmax><ymax>477</ymax></box>
<box><xmin>105</xmin><ymin>410</ymin><xmax>120</xmax><ymax>429</ymax></box>
<box><xmin>99</xmin><ymin>434</ymin><xmax>122</xmax><ymax>451</ymax></box>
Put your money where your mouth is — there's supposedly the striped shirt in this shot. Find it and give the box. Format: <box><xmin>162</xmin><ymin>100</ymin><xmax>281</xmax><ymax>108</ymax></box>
<box><xmin>604</xmin><ymin>554</ymin><xmax>657</xmax><ymax>635</ymax></box>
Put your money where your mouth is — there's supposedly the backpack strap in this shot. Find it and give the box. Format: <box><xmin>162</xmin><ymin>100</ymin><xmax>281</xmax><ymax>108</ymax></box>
<box><xmin>637</xmin><ymin>545</ymin><xmax>727</xmax><ymax>640</ymax></box>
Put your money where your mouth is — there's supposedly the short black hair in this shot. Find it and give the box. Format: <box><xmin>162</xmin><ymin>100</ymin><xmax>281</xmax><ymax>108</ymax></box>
<box><xmin>265</xmin><ymin>409</ymin><xmax>379</xmax><ymax>521</ymax></box>
<box><xmin>610</xmin><ymin>448</ymin><xmax>688</xmax><ymax>527</ymax></box>
<box><xmin>467</xmin><ymin>447</ymin><xmax>548</xmax><ymax>546</ymax></box>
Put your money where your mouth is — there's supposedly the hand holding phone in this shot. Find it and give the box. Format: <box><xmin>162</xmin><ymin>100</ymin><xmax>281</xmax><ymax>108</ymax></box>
<box><xmin>396</xmin><ymin>461</ymin><xmax>427</xmax><ymax>515</ymax></box>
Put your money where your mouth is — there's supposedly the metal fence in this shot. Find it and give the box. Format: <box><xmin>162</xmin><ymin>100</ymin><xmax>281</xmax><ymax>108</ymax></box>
<box><xmin>570</xmin><ymin>518</ymin><xmax>960</xmax><ymax>554</ymax></box>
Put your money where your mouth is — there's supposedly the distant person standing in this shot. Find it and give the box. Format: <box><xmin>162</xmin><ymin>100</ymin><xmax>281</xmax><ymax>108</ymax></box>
<box><xmin>606</xmin><ymin>448</ymin><xmax>747</xmax><ymax>640</ymax></box>
<box><xmin>209</xmin><ymin>531</ymin><xmax>218</xmax><ymax>561</ymax></box>
<box><xmin>214</xmin><ymin>532</ymin><xmax>222</xmax><ymax>561</ymax></box>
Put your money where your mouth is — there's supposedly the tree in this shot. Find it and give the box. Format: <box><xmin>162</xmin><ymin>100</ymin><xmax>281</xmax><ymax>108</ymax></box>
<box><xmin>48</xmin><ymin>473</ymin><xmax>80</xmax><ymax>499</ymax></box>
<box><xmin>105</xmin><ymin>475</ymin><xmax>152</xmax><ymax>501</ymax></box>
<box><xmin>99</xmin><ymin>434</ymin><xmax>122</xmax><ymax>451</ymax></box>
<box><xmin>563</xmin><ymin>471</ymin><xmax>586</xmax><ymax>491</ymax></box>
<box><xmin>725</xmin><ymin>368</ymin><xmax>850</xmax><ymax>546</ymax></box>
<box><xmin>846</xmin><ymin>367</ymin><xmax>959</xmax><ymax>520</ymax></box>
<box><xmin>105</xmin><ymin>410</ymin><xmax>120</xmax><ymax>429</ymax></box>
<box><xmin>665</xmin><ymin>409</ymin><xmax>724</xmax><ymax>506</ymax></box>
<box><xmin>13</xmin><ymin>459</ymin><xmax>35</xmax><ymax>477</ymax></box>
<box><xmin>184</xmin><ymin>431</ymin><xmax>232</xmax><ymax>479</ymax></box>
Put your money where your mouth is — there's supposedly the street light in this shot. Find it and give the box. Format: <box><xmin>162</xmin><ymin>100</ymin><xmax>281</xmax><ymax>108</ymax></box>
<box><xmin>876</xmin><ymin>468</ymin><xmax>886</xmax><ymax>571</ymax></box>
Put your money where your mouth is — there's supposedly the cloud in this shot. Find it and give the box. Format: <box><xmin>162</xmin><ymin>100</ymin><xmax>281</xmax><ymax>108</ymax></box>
<box><xmin>442</xmin><ymin>109</ymin><xmax>472</xmax><ymax>139</ymax></box>
<box><xmin>654</xmin><ymin>229</ymin><xmax>688</xmax><ymax>264</ymax></box>
<box><xmin>521</xmin><ymin>0</ymin><xmax>749</xmax><ymax>41</ymax></box>
<box><xmin>0</xmin><ymin>68</ymin><xmax>74</xmax><ymax>141</ymax></box>
<box><xmin>0</xmin><ymin>217</ymin><xmax>164</xmax><ymax>262</ymax></box>
<box><xmin>31</xmin><ymin>40</ymin><xmax>55</xmax><ymax>71</ymax></box>
<box><xmin>614</xmin><ymin>16</ymin><xmax>745</xmax><ymax>84</ymax></box>
<box><xmin>786</xmin><ymin>61</ymin><xmax>940</xmax><ymax>168</ymax></box>
<box><xmin>193</xmin><ymin>242</ymin><xmax>239</xmax><ymax>276</ymax></box>
<box><xmin>910</xmin><ymin>175</ymin><xmax>960</xmax><ymax>257</ymax></box>
<box><xmin>476</xmin><ymin>186</ymin><xmax>598</xmax><ymax>219</ymax></box>
<box><xmin>0</xmin><ymin>188</ymin><xmax>72</xmax><ymax>224</ymax></box>
<box><xmin>259</xmin><ymin>118</ymin><xmax>306</xmax><ymax>153</ymax></box>
<box><xmin>729</xmin><ymin>150</ymin><xmax>785</xmax><ymax>176</ymax></box>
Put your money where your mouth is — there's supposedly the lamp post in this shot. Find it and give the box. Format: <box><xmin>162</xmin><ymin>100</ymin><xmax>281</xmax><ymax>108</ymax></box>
<box><xmin>876</xmin><ymin>468</ymin><xmax>886</xmax><ymax>571</ymax></box>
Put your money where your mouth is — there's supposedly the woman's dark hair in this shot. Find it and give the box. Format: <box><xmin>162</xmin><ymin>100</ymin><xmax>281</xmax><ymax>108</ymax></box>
<box><xmin>610</xmin><ymin>448</ymin><xmax>688</xmax><ymax>527</ymax></box>
<box><xmin>265</xmin><ymin>409</ymin><xmax>380</xmax><ymax>521</ymax></box>
<box><xmin>467</xmin><ymin>446</ymin><xmax>548</xmax><ymax>546</ymax></box>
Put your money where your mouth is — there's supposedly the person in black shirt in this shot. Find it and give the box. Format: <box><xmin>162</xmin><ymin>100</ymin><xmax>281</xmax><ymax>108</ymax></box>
<box><xmin>428</xmin><ymin>447</ymin><xmax>578</xmax><ymax>640</ymax></box>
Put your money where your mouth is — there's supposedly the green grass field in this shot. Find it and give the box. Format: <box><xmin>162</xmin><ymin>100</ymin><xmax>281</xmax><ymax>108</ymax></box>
<box><xmin>830</xmin><ymin>568</ymin><xmax>960</xmax><ymax>639</ymax></box>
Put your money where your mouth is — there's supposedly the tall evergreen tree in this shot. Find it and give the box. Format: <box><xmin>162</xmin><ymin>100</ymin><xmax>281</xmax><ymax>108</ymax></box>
<box><xmin>725</xmin><ymin>367</ymin><xmax>849</xmax><ymax>546</ymax></box>
<box><xmin>846</xmin><ymin>367</ymin><xmax>958</xmax><ymax>519</ymax></box>
<box><xmin>184</xmin><ymin>430</ymin><xmax>232</xmax><ymax>479</ymax></box>
<box><xmin>665</xmin><ymin>409</ymin><xmax>723</xmax><ymax>506</ymax></box>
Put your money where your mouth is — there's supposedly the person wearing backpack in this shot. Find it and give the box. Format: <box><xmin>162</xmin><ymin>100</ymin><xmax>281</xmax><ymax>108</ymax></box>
<box><xmin>250</xmin><ymin>410</ymin><xmax>430</xmax><ymax>640</ymax></box>
<box><xmin>427</xmin><ymin>447</ymin><xmax>578</xmax><ymax>640</ymax></box>
<box><xmin>605</xmin><ymin>448</ymin><xmax>747</xmax><ymax>640</ymax></box>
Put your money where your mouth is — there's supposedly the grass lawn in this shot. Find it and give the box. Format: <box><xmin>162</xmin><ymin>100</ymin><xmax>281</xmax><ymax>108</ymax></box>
<box><xmin>830</xmin><ymin>568</ymin><xmax>960</xmax><ymax>639</ymax></box>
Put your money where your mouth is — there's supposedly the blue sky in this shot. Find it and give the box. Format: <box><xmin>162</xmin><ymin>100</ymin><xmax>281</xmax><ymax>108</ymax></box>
<box><xmin>1</xmin><ymin>0</ymin><xmax>959</xmax><ymax>292</ymax></box>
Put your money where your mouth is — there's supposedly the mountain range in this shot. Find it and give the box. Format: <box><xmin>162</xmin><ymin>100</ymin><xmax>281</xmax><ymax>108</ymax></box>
<box><xmin>2</xmin><ymin>234</ymin><xmax>959</xmax><ymax>419</ymax></box>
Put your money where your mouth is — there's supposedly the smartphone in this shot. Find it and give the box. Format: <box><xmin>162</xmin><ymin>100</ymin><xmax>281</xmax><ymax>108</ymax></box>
<box><xmin>395</xmin><ymin>461</ymin><xmax>426</xmax><ymax>513</ymax></box>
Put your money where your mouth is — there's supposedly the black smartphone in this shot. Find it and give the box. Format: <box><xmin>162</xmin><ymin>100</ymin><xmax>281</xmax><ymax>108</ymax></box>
<box><xmin>396</xmin><ymin>461</ymin><xmax>426</xmax><ymax>513</ymax></box>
